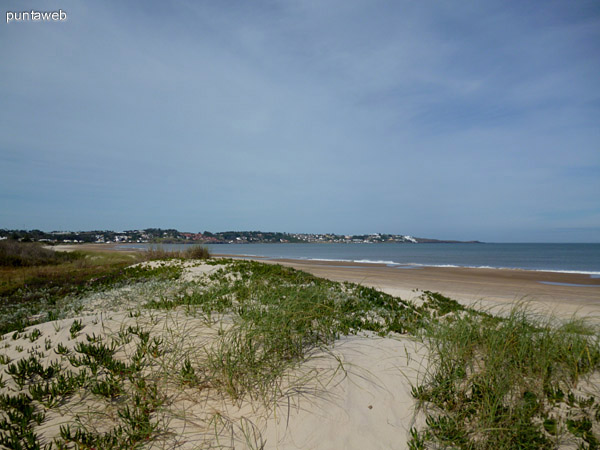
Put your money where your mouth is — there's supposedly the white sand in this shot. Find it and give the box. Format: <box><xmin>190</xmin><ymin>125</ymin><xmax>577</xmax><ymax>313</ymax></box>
<box><xmin>264</xmin><ymin>334</ymin><xmax>427</xmax><ymax>449</ymax></box>
<box><xmin>0</xmin><ymin>261</ymin><xmax>428</xmax><ymax>449</ymax></box>
<box><xmin>3</xmin><ymin>259</ymin><xmax>596</xmax><ymax>448</ymax></box>
<box><xmin>0</xmin><ymin>317</ymin><xmax>426</xmax><ymax>449</ymax></box>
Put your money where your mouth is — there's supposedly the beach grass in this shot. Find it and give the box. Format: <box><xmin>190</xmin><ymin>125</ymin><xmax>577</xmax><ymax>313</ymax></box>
<box><xmin>411</xmin><ymin>295</ymin><xmax>600</xmax><ymax>449</ymax></box>
<box><xmin>0</xmin><ymin>246</ymin><xmax>598</xmax><ymax>449</ymax></box>
<box><xmin>143</xmin><ymin>244</ymin><xmax>211</xmax><ymax>261</ymax></box>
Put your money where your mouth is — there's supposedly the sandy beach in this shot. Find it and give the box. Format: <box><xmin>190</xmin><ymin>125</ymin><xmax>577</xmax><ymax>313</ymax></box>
<box><xmin>3</xmin><ymin>246</ymin><xmax>599</xmax><ymax>448</ymax></box>
<box><xmin>54</xmin><ymin>244</ymin><xmax>600</xmax><ymax>317</ymax></box>
<box><xmin>253</xmin><ymin>258</ymin><xmax>600</xmax><ymax>318</ymax></box>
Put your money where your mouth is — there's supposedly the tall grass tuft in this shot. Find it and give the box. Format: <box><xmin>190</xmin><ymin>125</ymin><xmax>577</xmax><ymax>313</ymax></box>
<box><xmin>412</xmin><ymin>302</ymin><xmax>600</xmax><ymax>449</ymax></box>
<box><xmin>144</xmin><ymin>245</ymin><xmax>211</xmax><ymax>261</ymax></box>
<box><xmin>183</xmin><ymin>245</ymin><xmax>211</xmax><ymax>259</ymax></box>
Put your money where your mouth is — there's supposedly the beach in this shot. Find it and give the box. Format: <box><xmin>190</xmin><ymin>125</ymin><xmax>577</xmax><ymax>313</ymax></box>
<box><xmin>3</xmin><ymin>244</ymin><xmax>599</xmax><ymax>448</ymax></box>
<box><xmin>0</xmin><ymin>256</ymin><xmax>431</xmax><ymax>449</ymax></box>
<box><xmin>262</xmin><ymin>258</ymin><xmax>600</xmax><ymax>319</ymax></box>
<box><xmin>54</xmin><ymin>243</ymin><xmax>600</xmax><ymax>317</ymax></box>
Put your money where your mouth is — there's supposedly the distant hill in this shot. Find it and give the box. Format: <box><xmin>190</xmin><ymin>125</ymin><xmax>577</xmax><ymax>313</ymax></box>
<box><xmin>0</xmin><ymin>228</ymin><xmax>482</xmax><ymax>245</ymax></box>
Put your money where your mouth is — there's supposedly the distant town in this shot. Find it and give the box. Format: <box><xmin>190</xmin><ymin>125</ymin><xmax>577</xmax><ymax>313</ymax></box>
<box><xmin>0</xmin><ymin>228</ymin><xmax>480</xmax><ymax>245</ymax></box>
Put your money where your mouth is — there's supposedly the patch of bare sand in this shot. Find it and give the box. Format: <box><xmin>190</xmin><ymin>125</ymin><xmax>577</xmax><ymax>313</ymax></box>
<box><xmin>264</xmin><ymin>334</ymin><xmax>427</xmax><ymax>450</ymax></box>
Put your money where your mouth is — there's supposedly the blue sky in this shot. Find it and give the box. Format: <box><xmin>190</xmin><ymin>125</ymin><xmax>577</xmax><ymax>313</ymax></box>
<box><xmin>1</xmin><ymin>0</ymin><xmax>599</xmax><ymax>242</ymax></box>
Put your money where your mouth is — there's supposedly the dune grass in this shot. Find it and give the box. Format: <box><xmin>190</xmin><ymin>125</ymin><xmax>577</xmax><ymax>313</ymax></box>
<box><xmin>0</xmin><ymin>242</ymin><xmax>211</xmax><ymax>336</ymax></box>
<box><xmin>410</xmin><ymin>297</ymin><xmax>600</xmax><ymax>449</ymax></box>
<box><xmin>0</xmin><ymin>258</ymin><xmax>424</xmax><ymax>449</ymax></box>
<box><xmin>145</xmin><ymin>260</ymin><xmax>420</xmax><ymax>406</ymax></box>
<box><xmin>143</xmin><ymin>244</ymin><xmax>211</xmax><ymax>261</ymax></box>
<box><xmin>0</xmin><ymin>252</ymin><xmax>598</xmax><ymax>449</ymax></box>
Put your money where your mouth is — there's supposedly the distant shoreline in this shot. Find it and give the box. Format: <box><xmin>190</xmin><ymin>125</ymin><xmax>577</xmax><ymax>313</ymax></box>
<box><xmin>1</xmin><ymin>228</ymin><xmax>483</xmax><ymax>245</ymax></box>
<box><xmin>49</xmin><ymin>243</ymin><xmax>600</xmax><ymax>318</ymax></box>
<box><xmin>51</xmin><ymin>242</ymin><xmax>600</xmax><ymax>275</ymax></box>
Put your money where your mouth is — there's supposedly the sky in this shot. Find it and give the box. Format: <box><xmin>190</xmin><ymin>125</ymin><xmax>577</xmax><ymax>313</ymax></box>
<box><xmin>1</xmin><ymin>0</ymin><xmax>599</xmax><ymax>242</ymax></box>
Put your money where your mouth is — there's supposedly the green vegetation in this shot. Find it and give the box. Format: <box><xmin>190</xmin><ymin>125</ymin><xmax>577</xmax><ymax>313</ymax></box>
<box><xmin>0</xmin><ymin>227</ymin><xmax>479</xmax><ymax>244</ymax></box>
<box><xmin>143</xmin><ymin>244</ymin><xmax>211</xmax><ymax>260</ymax></box>
<box><xmin>1</xmin><ymin>330</ymin><xmax>163</xmax><ymax>449</ymax></box>
<box><xmin>0</xmin><ymin>241</ymin><xmax>209</xmax><ymax>335</ymax></box>
<box><xmin>0</xmin><ymin>228</ymin><xmax>306</xmax><ymax>244</ymax></box>
<box><xmin>0</xmin><ymin>246</ymin><xmax>597</xmax><ymax>449</ymax></box>
<box><xmin>145</xmin><ymin>260</ymin><xmax>421</xmax><ymax>403</ymax></box>
<box><xmin>0</xmin><ymin>240</ymin><xmax>83</xmax><ymax>267</ymax></box>
<box><xmin>411</xmin><ymin>302</ymin><xmax>600</xmax><ymax>449</ymax></box>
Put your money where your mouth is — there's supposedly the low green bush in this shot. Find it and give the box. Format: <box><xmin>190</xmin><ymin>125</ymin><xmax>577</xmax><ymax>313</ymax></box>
<box><xmin>0</xmin><ymin>240</ymin><xmax>82</xmax><ymax>267</ymax></box>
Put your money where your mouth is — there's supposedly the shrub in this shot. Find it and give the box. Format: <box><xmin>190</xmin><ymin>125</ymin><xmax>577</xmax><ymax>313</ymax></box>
<box><xmin>0</xmin><ymin>240</ymin><xmax>81</xmax><ymax>267</ymax></box>
<box><xmin>183</xmin><ymin>245</ymin><xmax>211</xmax><ymax>259</ymax></box>
<box><xmin>144</xmin><ymin>245</ymin><xmax>211</xmax><ymax>261</ymax></box>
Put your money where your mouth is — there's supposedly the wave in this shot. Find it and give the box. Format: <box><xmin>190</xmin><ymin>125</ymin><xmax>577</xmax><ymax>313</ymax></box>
<box><xmin>293</xmin><ymin>257</ymin><xmax>600</xmax><ymax>276</ymax></box>
<box><xmin>291</xmin><ymin>257</ymin><xmax>399</xmax><ymax>265</ymax></box>
<box><xmin>396</xmin><ymin>263</ymin><xmax>600</xmax><ymax>276</ymax></box>
<box><xmin>353</xmin><ymin>259</ymin><xmax>401</xmax><ymax>265</ymax></box>
<box><xmin>213</xmin><ymin>251</ymin><xmax>600</xmax><ymax>276</ymax></box>
<box><xmin>530</xmin><ymin>269</ymin><xmax>600</xmax><ymax>276</ymax></box>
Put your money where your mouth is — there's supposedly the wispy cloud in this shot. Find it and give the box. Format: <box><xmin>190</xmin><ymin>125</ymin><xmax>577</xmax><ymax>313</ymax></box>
<box><xmin>1</xmin><ymin>0</ymin><xmax>598</xmax><ymax>241</ymax></box>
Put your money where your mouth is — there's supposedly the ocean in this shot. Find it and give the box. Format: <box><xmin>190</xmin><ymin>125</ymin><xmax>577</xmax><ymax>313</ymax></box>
<box><xmin>126</xmin><ymin>243</ymin><xmax>600</xmax><ymax>276</ymax></box>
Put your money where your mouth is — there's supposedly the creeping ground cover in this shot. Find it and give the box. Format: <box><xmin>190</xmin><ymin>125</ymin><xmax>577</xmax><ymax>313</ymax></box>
<box><xmin>0</xmin><ymin>242</ymin><xmax>598</xmax><ymax>449</ymax></box>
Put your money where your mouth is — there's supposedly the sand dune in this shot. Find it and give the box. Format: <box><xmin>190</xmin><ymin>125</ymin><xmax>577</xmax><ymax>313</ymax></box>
<box><xmin>0</xmin><ymin>261</ymin><xmax>428</xmax><ymax>449</ymax></box>
<box><xmin>4</xmin><ymin>253</ymin><xmax>598</xmax><ymax>448</ymax></box>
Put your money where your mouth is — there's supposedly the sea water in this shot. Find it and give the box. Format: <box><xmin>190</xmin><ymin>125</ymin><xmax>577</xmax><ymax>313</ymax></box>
<box><xmin>126</xmin><ymin>243</ymin><xmax>600</xmax><ymax>276</ymax></box>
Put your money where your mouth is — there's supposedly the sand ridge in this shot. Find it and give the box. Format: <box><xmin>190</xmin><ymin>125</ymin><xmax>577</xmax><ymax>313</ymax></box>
<box><xmin>0</xmin><ymin>261</ymin><xmax>428</xmax><ymax>449</ymax></box>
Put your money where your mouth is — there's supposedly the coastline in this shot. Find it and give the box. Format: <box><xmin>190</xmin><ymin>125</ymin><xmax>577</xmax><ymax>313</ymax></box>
<box><xmin>52</xmin><ymin>243</ymin><xmax>600</xmax><ymax>318</ymax></box>
<box><xmin>262</xmin><ymin>258</ymin><xmax>600</xmax><ymax>318</ymax></box>
<box><xmin>11</xmin><ymin>244</ymin><xmax>599</xmax><ymax>447</ymax></box>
